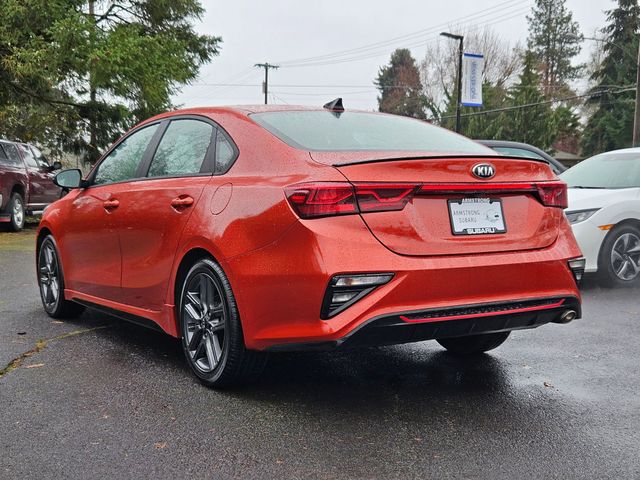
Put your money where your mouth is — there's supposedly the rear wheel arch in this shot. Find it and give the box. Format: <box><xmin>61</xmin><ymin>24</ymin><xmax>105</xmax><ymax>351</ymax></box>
<box><xmin>173</xmin><ymin>248</ymin><xmax>215</xmax><ymax>307</ymax></box>
<box><xmin>37</xmin><ymin>227</ymin><xmax>53</xmax><ymax>252</ymax></box>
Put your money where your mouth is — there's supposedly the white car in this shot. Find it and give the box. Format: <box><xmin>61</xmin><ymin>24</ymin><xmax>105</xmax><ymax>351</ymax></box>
<box><xmin>560</xmin><ymin>147</ymin><xmax>640</xmax><ymax>286</ymax></box>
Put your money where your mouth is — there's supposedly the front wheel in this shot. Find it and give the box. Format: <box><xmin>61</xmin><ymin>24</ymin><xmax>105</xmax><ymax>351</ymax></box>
<box><xmin>179</xmin><ymin>258</ymin><xmax>267</xmax><ymax>388</ymax></box>
<box><xmin>597</xmin><ymin>224</ymin><xmax>640</xmax><ymax>287</ymax></box>
<box><xmin>436</xmin><ymin>331</ymin><xmax>510</xmax><ymax>355</ymax></box>
<box><xmin>37</xmin><ymin>236</ymin><xmax>85</xmax><ymax>318</ymax></box>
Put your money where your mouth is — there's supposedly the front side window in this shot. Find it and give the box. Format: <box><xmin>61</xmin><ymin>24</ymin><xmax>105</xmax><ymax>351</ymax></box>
<box><xmin>18</xmin><ymin>144</ymin><xmax>39</xmax><ymax>168</ymax></box>
<box><xmin>94</xmin><ymin>124</ymin><xmax>159</xmax><ymax>185</ymax></box>
<box><xmin>147</xmin><ymin>119</ymin><xmax>213</xmax><ymax>178</ymax></box>
<box><xmin>30</xmin><ymin>145</ymin><xmax>50</xmax><ymax>168</ymax></box>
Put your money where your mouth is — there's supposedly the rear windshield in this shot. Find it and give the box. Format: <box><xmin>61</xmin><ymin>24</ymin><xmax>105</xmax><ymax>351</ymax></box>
<box><xmin>251</xmin><ymin>111</ymin><xmax>492</xmax><ymax>154</ymax></box>
<box><xmin>561</xmin><ymin>152</ymin><xmax>640</xmax><ymax>189</ymax></box>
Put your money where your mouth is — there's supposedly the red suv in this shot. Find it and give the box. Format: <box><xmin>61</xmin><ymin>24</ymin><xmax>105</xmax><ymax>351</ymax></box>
<box><xmin>0</xmin><ymin>140</ymin><xmax>62</xmax><ymax>231</ymax></box>
<box><xmin>37</xmin><ymin>105</ymin><xmax>584</xmax><ymax>388</ymax></box>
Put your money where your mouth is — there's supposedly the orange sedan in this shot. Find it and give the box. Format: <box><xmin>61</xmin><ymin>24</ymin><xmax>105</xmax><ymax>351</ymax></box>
<box><xmin>37</xmin><ymin>103</ymin><xmax>584</xmax><ymax>387</ymax></box>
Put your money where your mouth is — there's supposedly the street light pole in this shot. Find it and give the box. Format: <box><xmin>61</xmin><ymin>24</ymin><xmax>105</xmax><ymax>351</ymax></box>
<box><xmin>441</xmin><ymin>32</ymin><xmax>464</xmax><ymax>133</ymax></box>
<box><xmin>633</xmin><ymin>41</ymin><xmax>640</xmax><ymax>147</ymax></box>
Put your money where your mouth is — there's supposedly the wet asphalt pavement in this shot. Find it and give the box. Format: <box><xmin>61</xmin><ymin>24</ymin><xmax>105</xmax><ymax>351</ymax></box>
<box><xmin>1</xmin><ymin>225</ymin><xmax>639</xmax><ymax>479</ymax></box>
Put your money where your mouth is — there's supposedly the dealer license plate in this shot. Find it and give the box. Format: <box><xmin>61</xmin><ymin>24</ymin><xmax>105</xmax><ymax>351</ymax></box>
<box><xmin>448</xmin><ymin>198</ymin><xmax>506</xmax><ymax>235</ymax></box>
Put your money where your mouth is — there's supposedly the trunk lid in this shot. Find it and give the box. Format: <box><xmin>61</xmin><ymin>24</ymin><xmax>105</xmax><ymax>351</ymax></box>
<box><xmin>312</xmin><ymin>153</ymin><xmax>563</xmax><ymax>256</ymax></box>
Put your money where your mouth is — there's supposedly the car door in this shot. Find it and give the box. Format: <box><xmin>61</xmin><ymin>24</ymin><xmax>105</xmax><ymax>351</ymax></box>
<box><xmin>16</xmin><ymin>143</ymin><xmax>47</xmax><ymax>207</ymax></box>
<box><xmin>30</xmin><ymin>145</ymin><xmax>61</xmax><ymax>203</ymax></box>
<box><xmin>59</xmin><ymin>123</ymin><xmax>162</xmax><ymax>301</ymax></box>
<box><xmin>0</xmin><ymin>143</ymin><xmax>27</xmax><ymax>211</ymax></box>
<box><xmin>112</xmin><ymin>117</ymin><xmax>217</xmax><ymax>311</ymax></box>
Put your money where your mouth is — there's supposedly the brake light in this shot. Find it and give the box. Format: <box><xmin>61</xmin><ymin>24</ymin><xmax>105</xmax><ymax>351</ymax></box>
<box><xmin>285</xmin><ymin>182</ymin><xmax>418</xmax><ymax>218</ymax></box>
<box><xmin>536</xmin><ymin>182</ymin><xmax>568</xmax><ymax>209</ymax></box>
<box><xmin>285</xmin><ymin>183</ymin><xmax>357</xmax><ymax>218</ymax></box>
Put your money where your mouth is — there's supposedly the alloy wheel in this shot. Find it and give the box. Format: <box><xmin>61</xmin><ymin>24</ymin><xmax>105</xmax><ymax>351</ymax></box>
<box><xmin>39</xmin><ymin>242</ymin><xmax>60</xmax><ymax>310</ymax></box>
<box><xmin>182</xmin><ymin>272</ymin><xmax>227</xmax><ymax>373</ymax></box>
<box><xmin>611</xmin><ymin>232</ymin><xmax>640</xmax><ymax>281</ymax></box>
<box><xmin>13</xmin><ymin>197</ymin><xmax>24</xmax><ymax>227</ymax></box>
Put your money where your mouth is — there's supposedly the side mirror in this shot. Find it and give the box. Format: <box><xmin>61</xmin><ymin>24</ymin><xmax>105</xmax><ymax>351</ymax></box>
<box><xmin>50</xmin><ymin>161</ymin><xmax>62</xmax><ymax>171</ymax></box>
<box><xmin>54</xmin><ymin>169</ymin><xmax>83</xmax><ymax>189</ymax></box>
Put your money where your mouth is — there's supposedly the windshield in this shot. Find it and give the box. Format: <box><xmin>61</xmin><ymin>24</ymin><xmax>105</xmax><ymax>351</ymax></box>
<box><xmin>560</xmin><ymin>152</ymin><xmax>640</xmax><ymax>189</ymax></box>
<box><xmin>251</xmin><ymin>110</ymin><xmax>492</xmax><ymax>154</ymax></box>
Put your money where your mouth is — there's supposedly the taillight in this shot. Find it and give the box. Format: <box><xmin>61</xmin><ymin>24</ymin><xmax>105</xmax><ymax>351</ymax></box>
<box><xmin>536</xmin><ymin>182</ymin><xmax>568</xmax><ymax>209</ymax></box>
<box><xmin>285</xmin><ymin>183</ymin><xmax>357</xmax><ymax>218</ymax></box>
<box><xmin>355</xmin><ymin>183</ymin><xmax>418</xmax><ymax>212</ymax></box>
<box><xmin>285</xmin><ymin>182</ymin><xmax>417</xmax><ymax>219</ymax></box>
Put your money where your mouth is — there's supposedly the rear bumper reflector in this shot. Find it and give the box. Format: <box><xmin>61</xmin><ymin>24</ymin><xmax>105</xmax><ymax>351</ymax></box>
<box><xmin>399</xmin><ymin>298</ymin><xmax>566</xmax><ymax>323</ymax></box>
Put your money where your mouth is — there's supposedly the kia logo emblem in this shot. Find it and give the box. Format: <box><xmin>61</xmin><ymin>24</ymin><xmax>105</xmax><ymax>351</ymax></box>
<box><xmin>472</xmin><ymin>163</ymin><xmax>495</xmax><ymax>179</ymax></box>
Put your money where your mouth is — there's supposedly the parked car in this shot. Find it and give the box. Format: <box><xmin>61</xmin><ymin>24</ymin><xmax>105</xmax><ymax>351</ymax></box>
<box><xmin>0</xmin><ymin>140</ymin><xmax>62</xmax><ymax>231</ymax></box>
<box><xmin>37</xmin><ymin>104</ymin><xmax>584</xmax><ymax>388</ymax></box>
<box><xmin>477</xmin><ymin>140</ymin><xmax>567</xmax><ymax>174</ymax></box>
<box><xmin>560</xmin><ymin>147</ymin><xmax>640</xmax><ymax>287</ymax></box>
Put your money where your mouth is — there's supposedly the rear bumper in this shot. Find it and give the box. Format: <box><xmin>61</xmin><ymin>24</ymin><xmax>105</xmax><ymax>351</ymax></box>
<box><xmin>267</xmin><ymin>296</ymin><xmax>581</xmax><ymax>351</ymax></box>
<box><xmin>225</xmin><ymin>215</ymin><xmax>583</xmax><ymax>351</ymax></box>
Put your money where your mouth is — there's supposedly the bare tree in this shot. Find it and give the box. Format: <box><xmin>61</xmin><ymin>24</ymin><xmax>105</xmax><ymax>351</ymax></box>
<box><xmin>419</xmin><ymin>26</ymin><xmax>522</xmax><ymax>119</ymax></box>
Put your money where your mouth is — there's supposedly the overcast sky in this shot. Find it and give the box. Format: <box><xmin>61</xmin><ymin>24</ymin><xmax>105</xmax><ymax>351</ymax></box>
<box><xmin>173</xmin><ymin>0</ymin><xmax>612</xmax><ymax>110</ymax></box>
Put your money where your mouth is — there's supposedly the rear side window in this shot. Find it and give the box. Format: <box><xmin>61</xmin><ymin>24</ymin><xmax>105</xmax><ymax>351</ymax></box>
<box><xmin>1</xmin><ymin>143</ymin><xmax>22</xmax><ymax>166</ymax></box>
<box><xmin>0</xmin><ymin>144</ymin><xmax>8</xmax><ymax>164</ymax></box>
<box><xmin>94</xmin><ymin>124</ymin><xmax>159</xmax><ymax>185</ymax></box>
<box><xmin>147</xmin><ymin>119</ymin><xmax>213</xmax><ymax>178</ymax></box>
<box><xmin>215</xmin><ymin>130</ymin><xmax>237</xmax><ymax>173</ymax></box>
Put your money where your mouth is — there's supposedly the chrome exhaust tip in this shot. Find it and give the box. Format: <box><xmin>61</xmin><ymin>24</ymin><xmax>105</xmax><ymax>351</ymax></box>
<box><xmin>555</xmin><ymin>310</ymin><xmax>578</xmax><ymax>324</ymax></box>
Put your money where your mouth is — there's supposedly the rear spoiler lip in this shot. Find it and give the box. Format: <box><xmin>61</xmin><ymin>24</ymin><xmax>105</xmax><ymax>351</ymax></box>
<box><xmin>331</xmin><ymin>154</ymin><xmax>551</xmax><ymax>168</ymax></box>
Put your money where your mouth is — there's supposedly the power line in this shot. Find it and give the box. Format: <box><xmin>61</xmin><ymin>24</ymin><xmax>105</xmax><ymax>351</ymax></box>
<box><xmin>276</xmin><ymin>7</ymin><xmax>531</xmax><ymax>68</ymax></box>
<box><xmin>438</xmin><ymin>86</ymin><xmax>637</xmax><ymax>120</ymax></box>
<box><xmin>276</xmin><ymin>0</ymin><xmax>530</xmax><ymax>66</ymax></box>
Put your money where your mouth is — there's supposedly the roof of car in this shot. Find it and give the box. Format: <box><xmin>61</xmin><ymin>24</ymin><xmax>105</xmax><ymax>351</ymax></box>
<box><xmin>603</xmin><ymin>147</ymin><xmax>640</xmax><ymax>155</ymax></box>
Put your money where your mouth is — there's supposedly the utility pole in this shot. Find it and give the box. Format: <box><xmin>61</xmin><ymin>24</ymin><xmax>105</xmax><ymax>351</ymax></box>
<box><xmin>440</xmin><ymin>32</ymin><xmax>464</xmax><ymax>133</ymax></box>
<box><xmin>633</xmin><ymin>41</ymin><xmax>640</xmax><ymax>147</ymax></box>
<box><xmin>254</xmin><ymin>63</ymin><xmax>279</xmax><ymax>105</ymax></box>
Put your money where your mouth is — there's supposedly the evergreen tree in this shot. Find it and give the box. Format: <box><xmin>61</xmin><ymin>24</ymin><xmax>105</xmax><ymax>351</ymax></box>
<box><xmin>527</xmin><ymin>0</ymin><xmax>583</xmax><ymax>96</ymax></box>
<box><xmin>0</xmin><ymin>0</ymin><xmax>220</xmax><ymax>162</ymax></box>
<box><xmin>582</xmin><ymin>0</ymin><xmax>640</xmax><ymax>155</ymax></box>
<box><xmin>502</xmin><ymin>51</ymin><xmax>556</xmax><ymax>150</ymax></box>
<box><xmin>375</xmin><ymin>49</ymin><xmax>426</xmax><ymax>119</ymax></box>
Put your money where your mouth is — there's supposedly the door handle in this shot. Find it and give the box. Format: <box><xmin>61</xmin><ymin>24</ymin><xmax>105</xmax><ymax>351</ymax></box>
<box><xmin>103</xmin><ymin>199</ymin><xmax>119</xmax><ymax>211</ymax></box>
<box><xmin>171</xmin><ymin>196</ymin><xmax>194</xmax><ymax>209</ymax></box>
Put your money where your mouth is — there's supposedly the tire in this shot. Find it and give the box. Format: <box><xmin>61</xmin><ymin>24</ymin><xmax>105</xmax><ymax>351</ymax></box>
<box><xmin>436</xmin><ymin>331</ymin><xmax>510</xmax><ymax>355</ymax></box>
<box><xmin>8</xmin><ymin>192</ymin><xmax>25</xmax><ymax>232</ymax></box>
<box><xmin>597</xmin><ymin>224</ymin><xmax>640</xmax><ymax>288</ymax></box>
<box><xmin>178</xmin><ymin>258</ymin><xmax>267</xmax><ymax>388</ymax></box>
<box><xmin>37</xmin><ymin>235</ymin><xmax>85</xmax><ymax>318</ymax></box>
